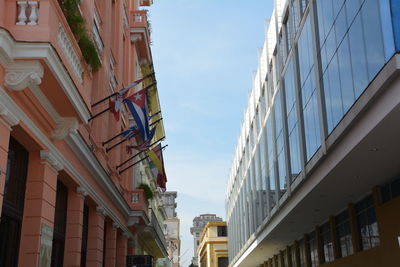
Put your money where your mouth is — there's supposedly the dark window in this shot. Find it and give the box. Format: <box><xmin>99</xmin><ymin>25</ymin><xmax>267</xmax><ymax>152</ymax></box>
<box><xmin>0</xmin><ymin>138</ymin><xmax>29</xmax><ymax>267</ymax></box>
<box><xmin>320</xmin><ymin>222</ymin><xmax>334</xmax><ymax>263</ymax></box>
<box><xmin>356</xmin><ymin>195</ymin><xmax>380</xmax><ymax>250</ymax></box>
<box><xmin>282</xmin><ymin>250</ymin><xmax>287</xmax><ymax>267</ymax></box>
<box><xmin>381</xmin><ymin>177</ymin><xmax>400</xmax><ymax>203</ymax></box>
<box><xmin>217</xmin><ymin>226</ymin><xmax>227</xmax><ymax>237</ymax></box>
<box><xmin>298</xmin><ymin>239</ymin><xmax>306</xmax><ymax>267</ymax></box>
<box><xmin>308</xmin><ymin>232</ymin><xmax>318</xmax><ymax>267</ymax></box>
<box><xmin>218</xmin><ymin>257</ymin><xmax>228</xmax><ymax>267</ymax></box>
<box><xmin>51</xmin><ymin>181</ymin><xmax>68</xmax><ymax>267</ymax></box>
<box><xmin>290</xmin><ymin>244</ymin><xmax>297</xmax><ymax>267</ymax></box>
<box><xmin>335</xmin><ymin>210</ymin><xmax>353</xmax><ymax>257</ymax></box>
<box><xmin>80</xmin><ymin>204</ymin><xmax>89</xmax><ymax>267</ymax></box>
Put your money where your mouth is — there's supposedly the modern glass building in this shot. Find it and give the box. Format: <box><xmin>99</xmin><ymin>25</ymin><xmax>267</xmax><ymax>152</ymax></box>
<box><xmin>226</xmin><ymin>0</ymin><xmax>400</xmax><ymax>266</ymax></box>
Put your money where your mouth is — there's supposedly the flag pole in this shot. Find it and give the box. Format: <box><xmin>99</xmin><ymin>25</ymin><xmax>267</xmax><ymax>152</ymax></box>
<box><xmin>104</xmin><ymin>118</ymin><xmax>163</xmax><ymax>151</ymax></box>
<box><xmin>116</xmin><ymin>136</ymin><xmax>165</xmax><ymax>169</ymax></box>
<box><xmin>90</xmin><ymin>82</ymin><xmax>158</xmax><ymax>124</ymax></box>
<box><xmin>88</xmin><ymin>107</ymin><xmax>110</xmax><ymax>122</ymax></box>
<box><xmin>91</xmin><ymin>73</ymin><xmax>155</xmax><ymax>107</ymax></box>
<box><xmin>102</xmin><ymin>117</ymin><xmax>162</xmax><ymax>146</ymax></box>
<box><xmin>118</xmin><ymin>145</ymin><xmax>168</xmax><ymax>175</ymax></box>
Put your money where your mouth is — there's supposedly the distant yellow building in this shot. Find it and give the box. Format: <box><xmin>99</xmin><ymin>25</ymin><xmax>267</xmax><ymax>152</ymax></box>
<box><xmin>197</xmin><ymin>221</ymin><xmax>229</xmax><ymax>267</ymax></box>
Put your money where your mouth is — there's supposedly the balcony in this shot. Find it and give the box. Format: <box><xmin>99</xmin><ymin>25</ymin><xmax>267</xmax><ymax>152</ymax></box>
<box><xmin>129</xmin><ymin>189</ymin><xmax>149</xmax><ymax>211</ymax></box>
<box><xmin>137</xmin><ymin>210</ymin><xmax>168</xmax><ymax>258</ymax></box>
<box><xmin>11</xmin><ymin>0</ymin><xmax>86</xmax><ymax>86</ymax></box>
<box><xmin>139</xmin><ymin>0</ymin><xmax>153</xmax><ymax>7</ymax></box>
<box><xmin>1</xmin><ymin>0</ymin><xmax>92</xmax><ymax>122</ymax></box>
<box><xmin>129</xmin><ymin>10</ymin><xmax>151</xmax><ymax>60</ymax></box>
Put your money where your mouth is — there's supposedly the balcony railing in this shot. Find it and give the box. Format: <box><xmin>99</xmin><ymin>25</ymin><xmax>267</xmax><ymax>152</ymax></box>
<box><xmin>13</xmin><ymin>0</ymin><xmax>86</xmax><ymax>86</ymax></box>
<box><xmin>130</xmin><ymin>10</ymin><xmax>148</xmax><ymax>29</ymax></box>
<box><xmin>130</xmin><ymin>189</ymin><xmax>149</xmax><ymax>212</ymax></box>
<box><xmin>150</xmin><ymin>210</ymin><xmax>167</xmax><ymax>249</ymax></box>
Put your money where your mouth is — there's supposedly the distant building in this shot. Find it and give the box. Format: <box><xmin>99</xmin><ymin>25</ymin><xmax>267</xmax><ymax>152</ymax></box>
<box><xmin>197</xmin><ymin>222</ymin><xmax>228</xmax><ymax>267</ymax></box>
<box><xmin>158</xmin><ymin>191</ymin><xmax>180</xmax><ymax>267</ymax></box>
<box><xmin>190</xmin><ymin>214</ymin><xmax>223</xmax><ymax>266</ymax></box>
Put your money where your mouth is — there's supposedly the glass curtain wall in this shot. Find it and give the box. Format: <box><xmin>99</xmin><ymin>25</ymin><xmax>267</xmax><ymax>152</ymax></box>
<box><xmin>317</xmin><ymin>0</ymin><xmax>395</xmax><ymax>133</ymax></box>
<box><xmin>274</xmin><ymin>91</ymin><xmax>287</xmax><ymax>198</ymax></box>
<box><xmin>266</xmin><ymin>117</ymin><xmax>276</xmax><ymax>208</ymax></box>
<box><xmin>284</xmin><ymin>58</ymin><xmax>302</xmax><ymax>183</ymax></box>
<box><xmin>298</xmin><ymin>14</ymin><xmax>321</xmax><ymax>160</ymax></box>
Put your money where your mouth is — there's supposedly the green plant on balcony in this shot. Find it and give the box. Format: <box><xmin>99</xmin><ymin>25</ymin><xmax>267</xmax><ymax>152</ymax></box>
<box><xmin>59</xmin><ymin>0</ymin><xmax>101</xmax><ymax>71</ymax></box>
<box><xmin>138</xmin><ymin>183</ymin><xmax>154</xmax><ymax>200</ymax></box>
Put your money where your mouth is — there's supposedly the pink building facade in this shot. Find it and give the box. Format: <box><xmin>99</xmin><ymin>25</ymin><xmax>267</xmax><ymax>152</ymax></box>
<box><xmin>0</xmin><ymin>0</ymin><xmax>167</xmax><ymax>266</ymax></box>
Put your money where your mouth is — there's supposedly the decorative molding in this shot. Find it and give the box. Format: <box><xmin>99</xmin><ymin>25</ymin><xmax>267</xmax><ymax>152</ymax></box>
<box><xmin>52</xmin><ymin>117</ymin><xmax>79</xmax><ymax>140</ymax></box>
<box><xmin>129</xmin><ymin>217</ymin><xmax>140</xmax><ymax>226</ymax></box>
<box><xmin>0</xmin><ymin>85</ymin><xmax>133</xmax><ymax>238</ymax></box>
<box><xmin>96</xmin><ymin>206</ymin><xmax>107</xmax><ymax>217</ymax></box>
<box><xmin>40</xmin><ymin>150</ymin><xmax>64</xmax><ymax>171</ymax></box>
<box><xmin>112</xmin><ymin>222</ymin><xmax>120</xmax><ymax>229</ymax></box>
<box><xmin>130</xmin><ymin>33</ymin><xmax>142</xmax><ymax>43</ymax></box>
<box><xmin>122</xmin><ymin>232</ymin><xmax>130</xmax><ymax>239</ymax></box>
<box><xmin>0</xmin><ymin>99</ymin><xmax>20</xmax><ymax>128</ymax></box>
<box><xmin>57</xmin><ymin>25</ymin><xmax>84</xmax><ymax>83</ymax></box>
<box><xmin>76</xmin><ymin>186</ymin><xmax>88</xmax><ymax>198</ymax></box>
<box><xmin>4</xmin><ymin>60</ymin><xmax>43</xmax><ymax>91</ymax></box>
<box><xmin>0</xmin><ymin>29</ymin><xmax>90</xmax><ymax>122</ymax></box>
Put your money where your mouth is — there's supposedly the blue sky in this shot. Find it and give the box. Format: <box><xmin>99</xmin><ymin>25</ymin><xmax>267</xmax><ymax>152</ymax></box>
<box><xmin>148</xmin><ymin>1</ymin><xmax>273</xmax><ymax>265</ymax></box>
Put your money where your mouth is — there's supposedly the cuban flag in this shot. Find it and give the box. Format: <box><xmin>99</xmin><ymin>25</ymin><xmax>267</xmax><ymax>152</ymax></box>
<box><xmin>123</xmin><ymin>87</ymin><xmax>151</xmax><ymax>141</ymax></box>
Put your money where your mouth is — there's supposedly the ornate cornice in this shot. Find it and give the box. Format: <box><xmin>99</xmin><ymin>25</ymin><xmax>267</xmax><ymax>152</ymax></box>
<box><xmin>76</xmin><ymin>186</ymin><xmax>88</xmax><ymax>198</ymax></box>
<box><xmin>52</xmin><ymin>117</ymin><xmax>79</xmax><ymax>140</ymax></box>
<box><xmin>40</xmin><ymin>150</ymin><xmax>63</xmax><ymax>171</ymax></box>
<box><xmin>122</xmin><ymin>232</ymin><xmax>130</xmax><ymax>239</ymax></box>
<box><xmin>96</xmin><ymin>206</ymin><xmax>107</xmax><ymax>217</ymax></box>
<box><xmin>4</xmin><ymin>60</ymin><xmax>44</xmax><ymax>91</ymax></box>
<box><xmin>0</xmin><ymin>99</ymin><xmax>20</xmax><ymax>128</ymax></box>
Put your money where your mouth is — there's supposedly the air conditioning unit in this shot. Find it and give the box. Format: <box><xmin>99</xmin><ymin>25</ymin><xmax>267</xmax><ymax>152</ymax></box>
<box><xmin>127</xmin><ymin>255</ymin><xmax>154</xmax><ymax>267</ymax></box>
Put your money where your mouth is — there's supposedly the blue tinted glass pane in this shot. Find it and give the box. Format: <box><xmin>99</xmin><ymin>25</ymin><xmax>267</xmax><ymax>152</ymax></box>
<box><xmin>317</xmin><ymin>0</ymin><xmax>326</xmax><ymax>45</ymax></box>
<box><xmin>325</xmin><ymin>26</ymin><xmax>337</xmax><ymax>66</ymax></box>
<box><xmin>337</xmin><ymin>36</ymin><xmax>355</xmax><ymax>113</ymax></box>
<box><xmin>379</xmin><ymin>0</ymin><xmax>395</xmax><ymax>60</ymax></box>
<box><xmin>346</xmin><ymin>0</ymin><xmax>361</xmax><ymax>26</ymax></box>
<box><xmin>348</xmin><ymin>14</ymin><xmax>368</xmax><ymax>98</ymax></box>
<box><xmin>278</xmin><ymin>149</ymin><xmax>287</xmax><ymax>195</ymax></box>
<box><xmin>321</xmin><ymin>43</ymin><xmax>328</xmax><ymax>73</ymax></box>
<box><xmin>289</xmin><ymin>126</ymin><xmax>301</xmax><ymax>180</ymax></box>
<box><xmin>325</xmin><ymin>54</ymin><xmax>344</xmax><ymax>133</ymax></box>
<box><xmin>298</xmin><ymin>15</ymin><xmax>313</xmax><ymax>86</ymax></box>
<box><xmin>335</xmin><ymin>4</ymin><xmax>348</xmax><ymax>46</ymax></box>
<box><xmin>322</xmin><ymin>1</ymin><xmax>334</xmax><ymax>41</ymax></box>
<box><xmin>275</xmin><ymin>91</ymin><xmax>283</xmax><ymax>134</ymax></box>
<box><xmin>304</xmin><ymin>89</ymin><xmax>321</xmax><ymax>160</ymax></box>
<box><xmin>333</xmin><ymin>0</ymin><xmax>345</xmax><ymax>19</ymax></box>
<box><xmin>362</xmin><ymin>0</ymin><xmax>386</xmax><ymax>80</ymax></box>
<box><xmin>288</xmin><ymin>108</ymin><xmax>297</xmax><ymax>132</ymax></box>
<box><xmin>285</xmin><ymin>59</ymin><xmax>296</xmax><ymax>112</ymax></box>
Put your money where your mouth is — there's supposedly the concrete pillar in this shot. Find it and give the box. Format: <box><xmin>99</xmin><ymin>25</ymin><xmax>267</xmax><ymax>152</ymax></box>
<box><xmin>116</xmin><ymin>232</ymin><xmax>128</xmax><ymax>267</ymax></box>
<box><xmin>86</xmin><ymin>206</ymin><xmax>106</xmax><ymax>267</ymax></box>
<box><xmin>0</xmin><ymin>116</ymin><xmax>13</xmax><ymax>215</ymax></box>
<box><xmin>104</xmin><ymin>222</ymin><xmax>118</xmax><ymax>267</ymax></box>
<box><xmin>18</xmin><ymin>150</ymin><xmax>61</xmax><ymax>267</ymax></box>
<box><xmin>63</xmin><ymin>187</ymin><xmax>87</xmax><ymax>267</ymax></box>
